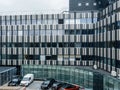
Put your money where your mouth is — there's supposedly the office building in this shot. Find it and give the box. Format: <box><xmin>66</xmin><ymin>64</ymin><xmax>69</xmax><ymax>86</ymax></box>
<box><xmin>0</xmin><ymin>0</ymin><xmax>120</xmax><ymax>89</ymax></box>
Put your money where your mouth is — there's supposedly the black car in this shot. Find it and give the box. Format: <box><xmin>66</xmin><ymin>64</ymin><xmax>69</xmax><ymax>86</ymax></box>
<box><xmin>51</xmin><ymin>81</ymin><xmax>64</xmax><ymax>90</ymax></box>
<box><xmin>8</xmin><ymin>75</ymin><xmax>21</xmax><ymax>86</ymax></box>
<box><xmin>41</xmin><ymin>78</ymin><xmax>56</xmax><ymax>90</ymax></box>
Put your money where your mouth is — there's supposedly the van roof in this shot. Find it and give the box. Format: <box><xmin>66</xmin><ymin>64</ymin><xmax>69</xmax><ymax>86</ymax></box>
<box><xmin>24</xmin><ymin>74</ymin><xmax>34</xmax><ymax>77</ymax></box>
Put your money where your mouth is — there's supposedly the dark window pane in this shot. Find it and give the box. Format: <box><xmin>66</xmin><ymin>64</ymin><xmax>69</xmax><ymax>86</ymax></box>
<box><xmin>58</xmin><ymin>19</ymin><xmax>64</xmax><ymax>24</ymax></box>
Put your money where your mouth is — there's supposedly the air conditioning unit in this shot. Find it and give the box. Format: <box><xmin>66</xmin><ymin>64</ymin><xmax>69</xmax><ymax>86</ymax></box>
<box><xmin>93</xmin><ymin>64</ymin><xmax>97</xmax><ymax>70</ymax></box>
<box><xmin>111</xmin><ymin>71</ymin><xmax>117</xmax><ymax>77</ymax></box>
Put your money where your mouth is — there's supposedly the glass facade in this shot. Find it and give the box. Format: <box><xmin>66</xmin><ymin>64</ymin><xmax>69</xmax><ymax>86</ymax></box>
<box><xmin>0</xmin><ymin>12</ymin><xmax>97</xmax><ymax>67</ymax></box>
<box><xmin>22</xmin><ymin>65</ymin><xmax>120</xmax><ymax>90</ymax></box>
<box><xmin>103</xmin><ymin>76</ymin><xmax>120</xmax><ymax>90</ymax></box>
<box><xmin>22</xmin><ymin>65</ymin><xmax>93</xmax><ymax>90</ymax></box>
<box><xmin>0</xmin><ymin>67</ymin><xmax>16</xmax><ymax>86</ymax></box>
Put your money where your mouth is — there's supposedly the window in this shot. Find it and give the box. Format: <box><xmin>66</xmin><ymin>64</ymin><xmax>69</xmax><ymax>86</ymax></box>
<box><xmin>7</xmin><ymin>31</ymin><xmax>12</xmax><ymax>36</ymax></box>
<box><xmin>48</xmin><ymin>20</ymin><xmax>53</xmax><ymax>24</ymax></box>
<box><xmin>51</xmin><ymin>55</ymin><xmax>57</xmax><ymax>60</ymax></box>
<box><xmin>29</xmin><ymin>30</ymin><xmax>34</xmax><ymax>36</ymax></box>
<box><xmin>80</xmin><ymin>18</ymin><xmax>86</xmax><ymax>23</ymax></box>
<box><xmin>70</xmin><ymin>19</ymin><xmax>74</xmax><ymax>24</ymax></box>
<box><xmin>32</xmin><ymin>19</ymin><xmax>36</xmax><ymax>24</ymax></box>
<box><xmin>22</xmin><ymin>20</ymin><xmax>26</xmax><ymax>24</ymax></box>
<box><xmin>42</xmin><ymin>43</ymin><xmax>46</xmax><ymax>47</ymax></box>
<box><xmin>78</xmin><ymin>3</ymin><xmax>82</xmax><ymax>6</ymax></box>
<box><xmin>65</xmin><ymin>30</ymin><xmax>69</xmax><ymax>34</ymax></box>
<box><xmin>2</xmin><ymin>21</ymin><xmax>5</xmax><ymax>25</ymax></box>
<box><xmin>93</xmin><ymin>3</ymin><xmax>97</xmax><ymax>6</ymax></box>
<box><xmin>35</xmin><ymin>30</ymin><xmax>39</xmax><ymax>36</ymax></box>
<box><xmin>18</xmin><ymin>31</ymin><xmax>23</xmax><ymax>36</ymax></box>
<box><xmin>76</xmin><ymin>30</ymin><xmax>81</xmax><ymax>34</ymax></box>
<box><xmin>53</xmin><ymin>19</ymin><xmax>57</xmax><ymax>24</ymax></box>
<box><xmin>37</xmin><ymin>20</ymin><xmax>41</xmax><ymax>24</ymax></box>
<box><xmin>58</xmin><ymin>19</ymin><xmax>64</xmax><ymax>24</ymax></box>
<box><xmin>59</xmin><ymin>43</ymin><xmax>64</xmax><ymax>47</ymax></box>
<box><xmin>98</xmin><ymin>1</ymin><xmax>101</xmax><ymax>4</ymax></box>
<box><xmin>86</xmin><ymin>3</ymin><xmax>89</xmax><ymax>6</ymax></box>
<box><xmin>46</xmin><ymin>56</ymin><xmax>51</xmax><ymax>60</ymax></box>
<box><xmin>47</xmin><ymin>43</ymin><xmax>51</xmax><ymax>47</ymax></box>
<box><xmin>29</xmin><ymin>77</ymin><xmax>31</xmax><ymax>80</ymax></box>
<box><xmin>24</xmin><ymin>30</ymin><xmax>28</xmax><ymax>36</ymax></box>
<box><xmin>2</xmin><ymin>30</ymin><xmax>6</xmax><ymax>35</ymax></box>
<box><xmin>7</xmin><ymin>20</ymin><xmax>10</xmax><ymax>25</ymax></box>
<box><xmin>52</xmin><ymin>30</ymin><xmax>58</xmax><ymax>35</ymax></box>
<box><xmin>69</xmin><ymin>43</ymin><xmax>74</xmax><ymax>47</ymax></box>
<box><xmin>86</xmin><ymin>18</ymin><xmax>92</xmax><ymax>23</ymax></box>
<box><xmin>65</xmin><ymin>19</ymin><xmax>69</xmax><ymax>24</ymax></box>
<box><xmin>75</xmin><ymin>43</ymin><xmax>81</xmax><ymax>47</ymax></box>
<box><xmin>93</xmin><ymin>18</ymin><xmax>97</xmax><ymax>23</ymax></box>
<box><xmin>58</xmin><ymin>30</ymin><xmax>64</xmax><ymax>35</ymax></box>
<box><xmin>11</xmin><ymin>20</ymin><xmax>15</xmax><ymax>25</ymax></box>
<box><xmin>24</xmin><ymin>55</ymin><xmax>34</xmax><ymax>59</ymax></box>
<box><xmin>46</xmin><ymin>30</ymin><xmax>51</xmax><ymax>35</ymax></box>
<box><xmin>40</xmin><ymin>55</ymin><xmax>45</xmax><ymax>61</ymax></box>
<box><xmin>52</xmin><ymin>43</ymin><xmax>57</xmax><ymax>47</ymax></box>
<box><xmin>70</xmin><ymin>30</ymin><xmax>74</xmax><ymax>34</ymax></box>
<box><xmin>76</xmin><ymin>19</ymin><xmax>80</xmax><ymax>24</ymax></box>
<box><xmin>40</xmin><ymin>30</ymin><xmax>45</xmax><ymax>36</ymax></box>
<box><xmin>17</xmin><ymin>20</ymin><xmax>21</xmax><ymax>25</ymax></box>
<box><xmin>65</xmin><ymin>30</ymin><xmax>75</xmax><ymax>35</ymax></box>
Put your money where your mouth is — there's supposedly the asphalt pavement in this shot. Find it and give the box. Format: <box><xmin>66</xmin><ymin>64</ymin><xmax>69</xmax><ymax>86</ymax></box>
<box><xmin>26</xmin><ymin>81</ymin><xmax>42</xmax><ymax>90</ymax></box>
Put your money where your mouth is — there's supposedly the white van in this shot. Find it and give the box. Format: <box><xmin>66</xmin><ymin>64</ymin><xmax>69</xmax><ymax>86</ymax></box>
<box><xmin>20</xmin><ymin>74</ymin><xmax>34</xmax><ymax>86</ymax></box>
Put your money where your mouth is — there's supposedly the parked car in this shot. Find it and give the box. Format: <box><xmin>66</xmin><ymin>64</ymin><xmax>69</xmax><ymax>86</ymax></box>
<box><xmin>79</xmin><ymin>87</ymin><xmax>85</xmax><ymax>90</ymax></box>
<box><xmin>41</xmin><ymin>78</ymin><xmax>55</xmax><ymax>90</ymax></box>
<box><xmin>51</xmin><ymin>81</ymin><xmax>64</xmax><ymax>90</ymax></box>
<box><xmin>59</xmin><ymin>83</ymin><xmax>80</xmax><ymax>90</ymax></box>
<box><xmin>20</xmin><ymin>74</ymin><xmax>34</xmax><ymax>87</ymax></box>
<box><xmin>8</xmin><ymin>75</ymin><xmax>21</xmax><ymax>86</ymax></box>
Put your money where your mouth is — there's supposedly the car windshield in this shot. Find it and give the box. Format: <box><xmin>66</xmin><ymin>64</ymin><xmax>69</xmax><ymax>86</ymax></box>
<box><xmin>12</xmin><ymin>79</ymin><xmax>18</xmax><ymax>82</ymax></box>
<box><xmin>22</xmin><ymin>77</ymin><xmax>29</xmax><ymax>81</ymax></box>
<box><xmin>12</xmin><ymin>76</ymin><xmax>18</xmax><ymax>78</ymax></box>
<box><xmin>53</xmin><ymin>82</ymin><xmax>60</xmax><ymax>86</ymax></box>
<box><xmin>62</xmin><ymin>84</ymin><xmax>74</xmax><ymax>88</ymax></box>
<box><xmin>44</xmin><ymin>81</ymin><xmax>50</xmax><ymax>85</ymax></box>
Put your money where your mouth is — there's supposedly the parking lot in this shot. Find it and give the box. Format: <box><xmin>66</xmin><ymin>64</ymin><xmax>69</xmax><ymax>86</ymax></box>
<box><xmin>26</xmin><ymin>81</ymin><xmax>82</xmax><ymax>90</ymax></box>
<box><xmin>0</xmin><ymin>80</ymin><xmax>85</xmax><ymax>90</ymax></box>
<box><xmin>0</xmin><ymin>81</ymin><xmax>43</xmax><ymax>90</ymax></box>
<box><xmin>26</xmin><ymin>81</ymin><xmax>42</xmax><ymax>90</ymax></box>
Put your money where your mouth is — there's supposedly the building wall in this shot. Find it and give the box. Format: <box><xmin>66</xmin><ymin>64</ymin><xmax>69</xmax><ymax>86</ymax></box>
<box><xmin>0</xmin><ymin>12</ymin><xmax>97</xmax><ymax>67</ymax></box>
<box><xmin>0</xmin><ymin>0</ymin><xmax>120</xmax><ymax>74</ymax></box>
<box><xmin>69</xmin><ymin>0</ymin><xmax>109</xmax><ymax>11</ymax></box>
<box><xmin>94</xmin><ymin>0</ymin><xmax>120</xmax><ymax>73</ymax></box>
